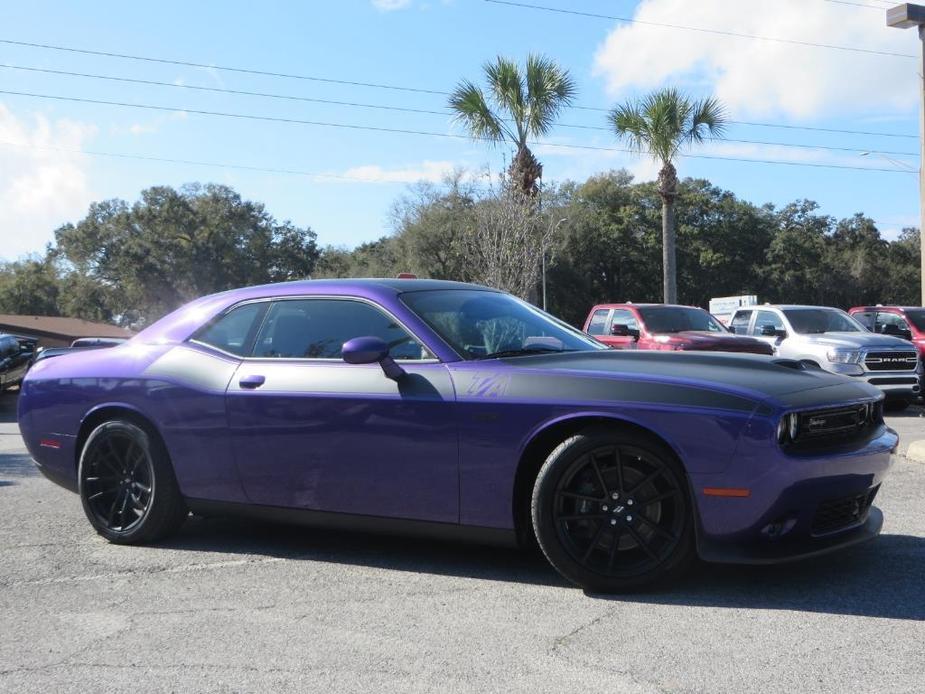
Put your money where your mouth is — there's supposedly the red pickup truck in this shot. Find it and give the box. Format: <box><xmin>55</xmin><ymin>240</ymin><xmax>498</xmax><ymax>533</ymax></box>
<box><xmin>583</xmin><ymin>303</ymin><xmax>774</xmax><ymax>355</ymax></box>
<box><xmin>849</xmin><ymin>305</ymin><xmax>925</xmax><ymax>394</ymax></box>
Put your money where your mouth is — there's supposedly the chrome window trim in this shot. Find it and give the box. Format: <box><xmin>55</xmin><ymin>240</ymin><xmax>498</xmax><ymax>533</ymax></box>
<box><xmin>188</xmin><ymin>294</ymin><xmax>441</xmax><ymax>364</ymax></box>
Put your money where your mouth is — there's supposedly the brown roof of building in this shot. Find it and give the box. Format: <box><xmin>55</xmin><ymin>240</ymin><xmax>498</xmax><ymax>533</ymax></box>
<box><xmin>0</xmin><ymin>314</ymin><xmax>133</xmax><ymax>340</ymax></box>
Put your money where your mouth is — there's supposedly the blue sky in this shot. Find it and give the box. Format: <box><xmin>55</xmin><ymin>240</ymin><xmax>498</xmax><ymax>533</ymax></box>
<box><xmin>1</xmin><ymin>0</ymin><xmax>921</xmax><ymax>261</ymax></box>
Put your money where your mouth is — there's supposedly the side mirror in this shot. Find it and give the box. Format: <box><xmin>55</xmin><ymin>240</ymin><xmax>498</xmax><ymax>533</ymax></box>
<box><xmin>342</xmin><ymin>336</ymin><xmax>405</xmax><ymax>381</ymax></box>
<box><xmin>759</xmin><ymin>324</ymin><xmax>786</xmax><ymax>338</ymax></box>
<box><xmin>611</xmin><ymin>324</ymin><xmax>640</xmax><ymax>340</ymax></box>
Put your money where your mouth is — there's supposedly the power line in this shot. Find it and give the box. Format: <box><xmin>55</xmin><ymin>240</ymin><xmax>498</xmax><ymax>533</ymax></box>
<box><xmin>0</xmin><ymin>139</ymin><xmax>912</xmax><ymax>228</ymax></box>
<box><xmin>0</xmin><ymin>89</ymin><xmax>915</xmax><ymax>174</ymax></box>
<box><xmin>0</xmin><ymin>64</ymin><xmax>450</xmax><ymax>117</ymax></box>
<box><xmin>0</xmin><ymin>140</ymin><xmax>364</xmax><ymax>182</ymax></box>
<box><xmin>483</xmin><ymin>0</ymin><xmax>917</xmax><ymax>59</ymax></box>
<box><xmin>2</xmin><ymin>63</ymin><xmax>916</xmax><ymax>157</ymax></box>
<box><xmin>823</xmin><ymin>0</ymin><xmax>890</xmax><ymax>9</ymax></box>
<box><xmin>0</xmin><ymin>37</ymin><xmax>916</xmax><ymax>140</ymax></box>
<box><xmin>0</xmin><ymin>38</ymin><xmax>447</xmax><ymax>95</ymax></box>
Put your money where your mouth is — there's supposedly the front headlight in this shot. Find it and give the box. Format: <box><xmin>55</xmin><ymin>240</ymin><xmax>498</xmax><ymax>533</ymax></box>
<box><xmin>777</xmin><ymin>412</ymin><xmax>799</xmax><ymax>444</ymax></box>
<box><xmin>826</xmin><ymin>350</ymin><xmax>861</xmax><ymax>364</ymax></box>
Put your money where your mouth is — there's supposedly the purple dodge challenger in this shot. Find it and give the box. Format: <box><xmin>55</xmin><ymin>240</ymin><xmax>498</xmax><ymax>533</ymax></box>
<box><xmin>18</xmin><ymin>279</ymin><xmax>897</xmax><ymax>591</ymax></box>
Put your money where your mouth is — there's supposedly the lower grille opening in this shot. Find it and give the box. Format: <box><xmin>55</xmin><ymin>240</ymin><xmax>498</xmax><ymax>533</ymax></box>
<box><xmin>811</xmin><ymin>486</ymin><xmax>879</xmax><ymax>536</ymax></box>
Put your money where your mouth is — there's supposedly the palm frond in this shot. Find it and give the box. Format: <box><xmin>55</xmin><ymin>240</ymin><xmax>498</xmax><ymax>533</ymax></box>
<box><xmin>484</xmin><ymin>56</ymin><xmax>526</xmax><ymax>142</ymax></box>
<box><xmin>447</xmin><ymin>80</ymin><xmax>510</xmax><ymax>145</ymax></box>
<box><xmin>608</xmin><ymin>87</ymin><xmax>728</xmax><ymax>165</ymax></box>
<box><xmin>524</xmin><ymin>53</ymin><xmax>577</xmax><ymax>137</ymax></box>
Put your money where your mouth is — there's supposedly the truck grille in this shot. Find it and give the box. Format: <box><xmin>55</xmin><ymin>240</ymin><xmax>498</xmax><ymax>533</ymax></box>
<box><xmin>811</xmin><ymin>486</ymin><xmax>879</xmax><ymax>536</ymax></box>
<box><xmin>864</xmin><ymin>351</ymin><xmax>918</xmax><ymax>372</ymax></box>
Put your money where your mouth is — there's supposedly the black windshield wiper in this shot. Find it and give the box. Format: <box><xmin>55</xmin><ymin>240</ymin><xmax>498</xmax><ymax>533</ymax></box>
<box><xmin>476</xmin><ymin>347</ymin><xmax>576</xmax><ymax>360</ymax></box>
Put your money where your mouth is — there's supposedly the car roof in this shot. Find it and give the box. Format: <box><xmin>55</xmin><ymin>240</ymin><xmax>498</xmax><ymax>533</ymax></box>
<box><xmin>742</xmin><ymin>305</ymin><xmax>841</xmax><ymax>311</ymax></box>
<box><xmin>241</xmin><ymin>278</ymin><xmax>492</xmax><ymax>295</ymax></box>
<box><xmin>849</xmin><ymin>305</ymin><xmax>922</xmax><ymax>312</ymax></box>
<box><xmin>591</xmin><ymin>303</ymin><xmax>698</xmax><ymax>310</ymax></box>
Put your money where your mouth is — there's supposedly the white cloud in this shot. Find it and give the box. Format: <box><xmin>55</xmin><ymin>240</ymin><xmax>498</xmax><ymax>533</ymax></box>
<box><xmin>0</xmin><ymin>104</ymin><xmax>97</xmax><ymax>261</ymax></box>
<box><xmin>372</xmin><ymin>0</ymin><xmax>412</xmax><ymax>10</ymax></box>
<box><xmin>332</xmin><ymin>160</ymin><xmax>465</xmax><ymax>183</ymax></box>
<box><xmin>592</xmin><ymin>0</ymin><xmax>921</xmax><ymax>119</ymax></box>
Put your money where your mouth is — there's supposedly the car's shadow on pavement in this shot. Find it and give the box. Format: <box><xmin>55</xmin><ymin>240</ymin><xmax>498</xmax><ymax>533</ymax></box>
<box><xmin>164</xmin><ymin>515</ymin><xmax>924</xmax><ymax>620</ymax></box>
<box><xmin>0</xmin><ymin>388</ymin><xmax>19</xmax><ymax>424</ymax></box>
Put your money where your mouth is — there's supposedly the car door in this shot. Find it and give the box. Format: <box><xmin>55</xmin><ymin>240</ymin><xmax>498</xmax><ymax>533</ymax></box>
<box><xmin>875</xmin><ymin>311</ymin><xmax>913</xmax><ymax>341</ymax></box>
<box><xmin>750</xmin><ymin>309</ymin><xmax>786</xmax><ymax>354</ymax></box>
<box><xmin>605</xmin><ymin>308</ymin><xmax>640</xmax><ymax>349</ymax></box>
<box><xmin>226</xmin><ymin>296</ymin><xmax>459</xmax><ymax>523</ymax></box>
<box><xmin>729</xmin><ymin>310</ymin><xmax>753</xmax><ymax>336</ymax></box>
<box><xmin>585</xmin><ymin>308</ymin><xmax>613</xmax><ymax>344</ymax></box>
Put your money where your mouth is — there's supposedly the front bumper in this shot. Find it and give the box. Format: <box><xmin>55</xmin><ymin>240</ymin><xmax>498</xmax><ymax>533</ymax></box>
<box><xmin>691</xmin><ymin>423</ymin><xmax>896</xmax><ymax>565</ymax></box>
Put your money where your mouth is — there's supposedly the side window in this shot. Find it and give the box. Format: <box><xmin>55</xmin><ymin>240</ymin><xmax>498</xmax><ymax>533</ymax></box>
<box><xmin>194</xmin><ymin>302</ymin><xmax>265</xmax><ymax>356</ymax></box>
<box><xmin>752</xmin><ymin>310</ymin><xmax>784</xmax><ymax>336</ymax></box>
<box><xmin>586</xmin><ymin>309</ymin><xmax>610</xmax><ymax>336</ymax></box>
<box><xmin>611</xmin><ymin>309</ymin><xmax>638</xmax><ymax>330</ymax></box>
<box><xmin>252</xmin><ymin>299</ymin><xmax>429</xmax><ymax>361</ymax></box>
<box><xmin>730</xmin><ymin>310</ymin><xmax>752</xmax><ymax>335</ymax></box>
<box><xmin>853</xmin><ymin>311</ymin><xmax>875</xmax><ymax>331</ymax></box>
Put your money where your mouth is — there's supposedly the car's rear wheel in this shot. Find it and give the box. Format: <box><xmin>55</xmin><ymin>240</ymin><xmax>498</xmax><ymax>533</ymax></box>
<box><xmin>531</xmin><ymin>427</ymin><xmax>694</xmax><ymax>592</ymax></box>
<box><xmin>78</xmin><ymin>419</ymin><xmax>187</xmax><ymax>544</ymax></box>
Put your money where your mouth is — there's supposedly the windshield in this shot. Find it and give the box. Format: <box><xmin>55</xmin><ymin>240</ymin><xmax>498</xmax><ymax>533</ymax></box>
<box><xmin>401</xmin><ymin>289</ymin><xmax>605</xmax><ymax>359</ymax></box>
<box><xmin>636</xmin><ymin>306</ymin><xmax>726</xmax><ymax>334</ymax></box>
<box><xmin>905</xmin><ymin>310</ymin><xmax>925</xmax><ymax>332</ymax></box>
<box><xmin>782</xmin><ymin>308</ymin><xmax>863</xmax><ymax>334</ymax></box>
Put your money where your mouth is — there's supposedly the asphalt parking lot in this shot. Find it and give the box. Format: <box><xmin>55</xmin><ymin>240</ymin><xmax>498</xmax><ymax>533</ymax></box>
<box><xmin>0</xmin><ymin>390</ymin><xmax>923</xmax><ymax>693</ymax></box>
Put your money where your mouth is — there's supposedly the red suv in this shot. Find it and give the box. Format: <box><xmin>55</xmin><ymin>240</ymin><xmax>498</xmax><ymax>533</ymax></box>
<box><xmin>849</xmin><ymin>305</ymin><xmax>925</xmax><ymax>390</ymax></box>
<box><xmin>583</xmin><ymin>303</ymin><xmax>774</xmax><ymax>354</ymax></box>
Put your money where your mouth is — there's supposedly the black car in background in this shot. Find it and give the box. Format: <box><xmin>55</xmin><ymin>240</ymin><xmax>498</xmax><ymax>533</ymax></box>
<box><xmin>30</xmin><ymin>337</ymin><xmax>128</xmax><ymax>368</ymax></box>
<box><xmin>0</xmin><ymin>334</ymin><xmax>37</xmax><ymax>390</ymax></box>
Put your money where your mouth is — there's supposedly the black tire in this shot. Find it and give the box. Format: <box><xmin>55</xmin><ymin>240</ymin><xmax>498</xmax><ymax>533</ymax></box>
<box><xmin>78</xmin><ymin>419</ymin><xmax>187</xmax><ymax>544</ymax></box>
<box><xmin>531</xmin><ymin>426</ymin><xmax>695</xmax><ymax>592</ymax></box>
<box><xmin>884</xmin><ymin>397</ymin><xmax>912</xmax><ymax>412</ymax></box>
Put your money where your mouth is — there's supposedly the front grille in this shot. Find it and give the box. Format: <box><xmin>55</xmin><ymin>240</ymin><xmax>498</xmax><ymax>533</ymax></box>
<box><xmin>864</xmin><ymin>351</ymin><xmax>918</xmax><ymax>372</ymax></box>
<box><xmin>811</xmin><ymin>486</ymin><xmax>879</xmax><ymax>536</ymax></box>
<box><xmin>868</xmin><ymin>377</ymin><xmax>919</xmax><ymax>386</ymax></box>
<box><xmin>794</xmin><ymin>402</ymin><xmax>880</xmax><ymax>443</ymax></box>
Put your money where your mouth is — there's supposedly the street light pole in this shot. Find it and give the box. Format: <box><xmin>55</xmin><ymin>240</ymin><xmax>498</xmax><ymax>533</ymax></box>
<box><xmin>888</xmin><ymin>3</ymin><xmax>925</xmax><ymax>306</ymax></box>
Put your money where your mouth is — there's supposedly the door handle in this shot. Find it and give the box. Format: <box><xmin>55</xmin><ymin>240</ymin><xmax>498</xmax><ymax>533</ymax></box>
<box><xmin>239</xmin><ymin>374</ymin><xmax>266</xmax><ymax>389</ymax></box>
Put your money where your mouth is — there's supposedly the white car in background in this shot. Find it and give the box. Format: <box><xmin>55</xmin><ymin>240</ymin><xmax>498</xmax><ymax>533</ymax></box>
<box><xmin>730</xmin><ymin>304</ymin><xmax>921</xmax><ymax>410</ymax></box>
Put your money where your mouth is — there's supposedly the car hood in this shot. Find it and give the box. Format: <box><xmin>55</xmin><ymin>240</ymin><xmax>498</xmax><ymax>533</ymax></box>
<box><xmin>655</xmin><ymin>331</ymin><xmax>772</xmax><ymax>353</ymax></box>
<box><xmin>489</xmin><ymin>350</ymin><xmax>881</xmax><ymax>412</ymax></box>
<box><xmin>794</xmin><ymin>332</ymin><xmax>915</xmax><ymax>350</ymax></box>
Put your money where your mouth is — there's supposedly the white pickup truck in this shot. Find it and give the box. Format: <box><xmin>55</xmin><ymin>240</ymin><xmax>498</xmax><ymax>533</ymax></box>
<box><xmin>730</xmin><ymin>304</ymin><xmax>921</xmax><ymax>409</ymax></box>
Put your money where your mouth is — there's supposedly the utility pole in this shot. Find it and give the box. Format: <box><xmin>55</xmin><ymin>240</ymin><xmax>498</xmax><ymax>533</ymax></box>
<box><xmin>888</xmin><ymin>3</ymin><xmax>925</xmax><ymax>305</ymax></box>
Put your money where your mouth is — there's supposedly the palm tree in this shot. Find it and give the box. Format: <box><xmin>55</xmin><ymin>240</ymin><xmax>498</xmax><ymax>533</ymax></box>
<box><xmin>449</xmin><ymin>55</ymin><xmax>577</xmax><ymax>196</ymax></box>
<box><xmin>609</xmin><ymin>88</ymin><xmax>726</xmax><ymax>303</ymax></box>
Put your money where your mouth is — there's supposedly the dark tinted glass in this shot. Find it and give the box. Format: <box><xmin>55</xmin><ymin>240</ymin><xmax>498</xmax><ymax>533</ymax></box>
<box><xmin>730</xmin><ymin>310</ymin><xmax>752</xmax><ymax>335</ymax></box>
<box><xmin>637</xmin><ymin>307</ymin><xmax>725</xmax><ymax>334</ymax></box>
<box><xmin>252</xmin><ymin>299</ymin><xmax>427</xmax><ymax>360</ymax></box>
<box><xmin>587</xmin><ymin>309</ymin><xmax>609</xmax><ymax>335</ymax></box>
<box><xmin>402</xmin><ymin>289</ymin><xmax>604</xmax><ymax>359</ymax></box>
<box><xmin>905</xmin><ymin>310</ymin><xmax>925</xmax><ymax>331</ymax></box>
<box><xmin>783</xmin><ymin>309</ymin><xmax>861</xmax><ymax>334</ymax></box>
<box><xmin>194</xmin><ymin>302</ymin><xmax>264</xmax><ymax>356</ymax></box>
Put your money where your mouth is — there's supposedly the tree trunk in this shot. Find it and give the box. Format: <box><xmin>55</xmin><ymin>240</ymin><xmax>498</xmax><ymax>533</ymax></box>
<box><xmin>510</xmin><ymin>144</ymin><xmax>543</xmax><ymax>197</ymax></box>
<box><xmin>658</xmin><ymin>161</ymin><xmax>679</xmax><ymax>304</ymax></box>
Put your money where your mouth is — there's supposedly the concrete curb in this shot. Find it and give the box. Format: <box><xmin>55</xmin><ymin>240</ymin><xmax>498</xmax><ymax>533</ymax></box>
<box><xmin>907</xmin><ymin>440</ymin><xmax>925</xmax><ymax>463</ymax></box>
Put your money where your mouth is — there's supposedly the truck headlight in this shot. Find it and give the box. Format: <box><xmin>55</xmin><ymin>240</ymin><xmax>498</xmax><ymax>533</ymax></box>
<box><xmin>826</xmin><ymin>350</ymin><xmax>861</xmax><ymax>364</ymax></box>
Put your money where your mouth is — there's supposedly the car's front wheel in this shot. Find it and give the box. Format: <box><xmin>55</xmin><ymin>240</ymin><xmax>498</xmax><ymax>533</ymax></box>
<box><xmin>78</xmin><ymin>419</ymin><xmax>187</xmax><ymax>544</ymax></box>
<box><xmin>532</xmin><ymin>427</ymin><xmax>694</xmax><ymax>592</ymax></box>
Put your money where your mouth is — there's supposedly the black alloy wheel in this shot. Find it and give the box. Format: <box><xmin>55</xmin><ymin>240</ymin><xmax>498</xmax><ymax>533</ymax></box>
<box><xmin>78</xmin><ymin>419</ymin><xmax>187</xmax><ymax>543</ymax></box>
<box><xmin>532</xmin><ymin>427</ymin><xmax>694</xmax><ymax>592</ymax></box>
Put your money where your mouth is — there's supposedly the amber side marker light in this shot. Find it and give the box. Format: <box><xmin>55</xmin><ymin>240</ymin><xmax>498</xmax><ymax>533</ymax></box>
<box><xmin>703</xmin><ymin>487</ymin><xmax>751</xmax><ymax>498</ymax></box>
